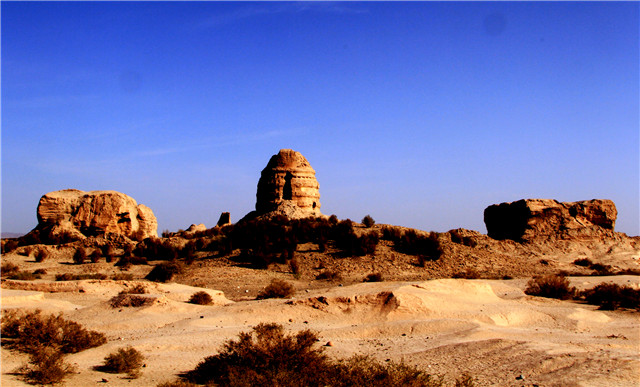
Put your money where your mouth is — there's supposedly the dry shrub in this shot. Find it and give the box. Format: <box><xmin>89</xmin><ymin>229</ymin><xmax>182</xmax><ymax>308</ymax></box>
<box><xmin>23</xmin><ymin>345</ymin><xmax>75</xmax><ymax>385</ymax></box>
<box><xmin>363</xmin><ymin>273</ymin><xmax>384</xmax><ymax>282</ymax></box>
<box><xmin>34</xmin><ymin>249</ymin><xmax>49</xmax><ymax>262</ymax></box>
<box><xmin>524</xmin><ymin>275</ymin><xmax>575</xmax><ymax>300</ymax></box>
<box><xmin>362</xmin><ymin>215</ymin><xmax>375</xmax><ymax>228</ymax></box>
<box><xmin>452</xmin><ymin>268</ymin><xmax>481</xmax><ymax>279</ymax></box>
<box><xmin>109</xmin><ymin>285</ymin><xmax>151</xmax><ymax>308</ymax></box>
<box><xmin>289</xmin><ymin>256</ymin><xmax>301</xmax><ymax>276</ymax></box>
<box><xmin>184</xmin><ymin>323</ymin><xmax>447</xmax><ymax>387</ymax></box>
<box><xmin>1</xmin><ymin>309</ymin><xmax>106</xmax><ymax>354</ymax></box>
<box><xmin>580</xmin><ymin>283</ymin><xmax>640</xmax><ymax>310</ymax></box>
<box><xmin>101</xmin><ymin>346</ymin><xmax>144</xmax><ymax>378</ymax></box>
<box><xmin>145</xmin><ymin>261</ymin><xmax>183</xmax><ymax>283</ymax></box>
<box><xmin>1</xmin><ymin>262</ymin><xmax>20</xmax><ymax>277</ymax></box>
<box><xmin>316</xmin><ymin>270</ymin><xmax>342</xmax><ymax>281</ymax></box>
<box><xmin>110</xmin><ymin>294</ymin><xmax>154</xmax><ymax>308</ymax></box>
<box><xmin>157</xmin><ymin>381</ymin><xmax>199</xmax><ymax>387</ymax></box>
<box><xmin>189</xmin><ymin>291</ymin><xmax>213</xmax><ymax>305</ymax></box>
<box><xmin>73</xmin><ymin>248</ymin><xmax>87</xmax><ymax>264</ymax></box>
<box><xmin>8</xmin><ymin>270</ymin><xmax>40</xmax><ymax>280</ymax></box>
<box><xmin>55</xmin><ymin>273</ymin><xmax>107</xmax><ymax>281</ymax></box>
<box><xmin>573</xmin><ymin>258</ymin><xmax>593</xmax><ymax>267</ymax></box>
<box><xmin>112</xmin><ymin>273</ymin><xmax>135</xmax><ymax>280</ymax></box>
<box><xmin>256</xmin><ymin>279</ymin><xmax>295</xmax><ymax>300</ymax></box>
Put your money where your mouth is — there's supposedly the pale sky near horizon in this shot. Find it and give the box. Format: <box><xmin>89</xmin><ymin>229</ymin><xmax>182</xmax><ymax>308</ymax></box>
<box><xmin>2</xmin><ymin>1</ymin><xmax>639</xmax><ymax>236</ymax></box>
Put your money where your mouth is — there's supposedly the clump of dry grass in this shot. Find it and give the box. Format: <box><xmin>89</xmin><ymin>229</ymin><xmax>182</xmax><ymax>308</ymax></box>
<box><xmin>182</xmin><ymin>323</ymin><xmax>452</xmax><ymax>387</ymax></box>
<box><xmin>256</xmin><ymin>279</ymin><xmax>295</xmax><ymax>299</ymax></box>
<box><xmin>109</xmin><ymin>284</ymin><xmax>153</xmax><ymax>308</ymax></box>
<box><xmin>145</xmin><ymin>261</ymin><xmax>183</xmax><ymax>282</ymax></box>
<box><xmin>363</xmin><ymin>273</ymin><xmax>384</xmax><ymax>282</ymax></box>
<box><xmin>189</xmin><ymin>291</ymin><xmax>213</xmax><ymax>305</ymax></box>
<box><xmin>1</xmin><ymin>309</ymin><xmax>107</xmax><ymax>354</ymax></box>
<box><xmin>316</xmin><ymin>270</ymin><xmax>342</xmax><ymax>281</ymax></box>
<box><xmin>21</xmin><ymin>345</ymin><xmax>76</xmax><ymax>385</ymax></box>
<box><xmin>524</xmin><ymin>275</ymin><xmax>576</xmax><ymax>300</ymax></box>
<box><xmin>579</xmin><ymin>283</ymin><xmax>640</xmax><ymax>310</ymax></box>
<box><xmin>100</xmin><ymin>346</ymin><xmax>145</xmax><ymax>378</ymax></box>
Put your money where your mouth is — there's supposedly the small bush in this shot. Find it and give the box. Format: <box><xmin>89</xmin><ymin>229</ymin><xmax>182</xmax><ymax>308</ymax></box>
<box><xmin>90</xmin><ymin>249</ymin><xmax>102</xmax><ymax>263</ymax></box>
<box><xmin>1</xmin><ymin>262</ymin><xmax>20</xmax><ymax>277</ymax></box>
<box><xmin>24</xmin><ymin>345</ymin><xmax>75</xmax><ymax>385</ymax></box>
<box><xmin>580</xmin><ymin>283</ymin><xmax>640</xmax><ymax>310</ymax></box>
<box><xmin>8</xmin><ymin>270</ymin><xmax>39</xmax><ymax>280</ymax></box>
<box><xmin>189</xmin><ymin>291</ymin><xmax>213</xmax><ymax>305</ymax></box>
<box><xmin>589</xmin><ymin>263</ymin><xmax>614</xmax><ymax>276</ymax></box>
<box><xmin>33</xmin><ymin>269</ymin><xmax>47</xmax><ymax>275</ymax></box>
<box><xmin>2</xmin><ymin>238</ymin><xmax>20</xmax><ymax>253</ymax></box>
<box><xmin>34</xmin><ymin>249</ymin><xmax>49</xmax><ymax>262</ymax></box>
<box><xmin>1</xmin><ymin>309</ymin><xmax>107</xmax><ymax>354</ymax></box>
<box><xmin>145</xmin><ymin>261</ymin><xmax>183</xmax><ymax>283</ymax></box>
<box><xmin>524</xmin><ymin>275</ymin><xmax>575</xmax><ymax>300</ymax></box>
<box><xmin>573</xmin><ymin>258</ymin><xmax>593</xmax><ymax>267</ymax></box>
<box><xmin>316</xmin><ymin>270</ymin><xmax>342</xmax><ymax>281</ymax></box>
<box><xmin>381</xmin><ymin>226</ymin><xmax>403</xmax><ymax>241</ymax></box>
<box><xmin>101</xmin><ymin>346</ymin><xmax>144</xmax><ymax>378</ymax></box>
<box><xmin>55</xmin><ymin>273</ymin><xmax>107</xmax><ymax>281</ymax></box>
<box><xmin>289</xmin><ymin>256</ymin><xmax>301</xmax><ymax>276</ymax></box>
<box><xmin>362</xmin><ymin>215</ymin><xmax>375</xmax><ymax>228</ymax></box>
<box><xmin>110</xmin><ymin>294</ymin><xmax>154</xmax><ymax>308</ymax></box>
<box><xmin>112</xmin><ymin>273</ymin><xmax>134</xmax><ymax>281</ymax></box>
<box><xmin>184</xmin><ymin>323</ymin><xmax>445</xmax><ymax>387</ymax></box>
<box><xmin>363</xmin><ymin>273</ymin><xmax>384</xmax><ymax>282</ymax></box>
<box><xmin>73</xmin><ymin>248</ymin><xmax>87</xmax><ymax>264</ymax></box>
<box><xmin>256</xmin><ymin>279</ymin><xmax>295</xmax><ymax>299</ymax></box>
<box><xmin>452</xmin><ymin>268</ymin><xmax>481</xmax><ymax>279</ymax></box>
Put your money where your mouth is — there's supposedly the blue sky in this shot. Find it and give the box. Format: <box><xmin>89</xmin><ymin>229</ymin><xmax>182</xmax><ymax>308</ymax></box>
<box><xmin>2</xmin><ymin>1</ymin><xmax>638</xmax><ymax>236</ymax></box>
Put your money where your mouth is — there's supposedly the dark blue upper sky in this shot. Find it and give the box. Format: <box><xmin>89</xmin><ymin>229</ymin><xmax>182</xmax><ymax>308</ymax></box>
<box><xmin>2</xmin><ymin>1</ymin><xmax>638</xmax><ymax>235</ymax></box>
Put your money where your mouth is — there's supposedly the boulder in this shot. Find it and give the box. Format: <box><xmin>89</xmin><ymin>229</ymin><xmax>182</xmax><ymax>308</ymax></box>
<box><xmin>484</xmin><ymin>199</ymin><xmax>617</xmax><ymax>241</ymax></box>
<box><xmin>253</xmin><ymin>149</ymin><xmax>321</xmax><ymax>219</ymax></box>
<box><xmin>32</xmin><ymin>189</ymin><xmax>158</xmax><ymax>241</ymax></box>
<box><xmin>185</xmin><ymin>224</ymin><xmax>206</xmax><ymax>233</ymax></box>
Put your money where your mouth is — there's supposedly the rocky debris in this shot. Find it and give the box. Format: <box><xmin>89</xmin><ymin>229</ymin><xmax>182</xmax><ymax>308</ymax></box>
<box><xmin>31</xmin><ymin>189</ymin><xmax>158</xmax><ymax>241</ymax></box>
<box><xmin>484</xmin><ymin>199</ymin><xmax>617</xmax><ymax>241</ymax></box>
<box><xmin>245</xmin><ymin>149</ymin><xmax>322</xmax><ymax>221</ymax></box>
<box><xmin>216</xmin><ymin>212</ymin><xmax>230</xmax><ymax>227</ymax></box>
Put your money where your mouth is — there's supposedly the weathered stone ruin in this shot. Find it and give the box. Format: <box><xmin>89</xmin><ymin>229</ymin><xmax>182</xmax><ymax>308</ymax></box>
<box><xmin>29</xmin><ymin>189</ymin><xmax>158</xmax><ymax>241</ymax></box>
<box><xmin>216</xmin><ymin>212</ymin><xmax>231</xmax><ymax>227</ymax></box>
<box><xmin>484</xmin><ymin>199</ymin><xmax>617</xmax><ymax>241</ymax></box>
<box><xmin>246</xmin><ymin>149</ymin><xmax>322</xmax><ymax>220</ymax></box>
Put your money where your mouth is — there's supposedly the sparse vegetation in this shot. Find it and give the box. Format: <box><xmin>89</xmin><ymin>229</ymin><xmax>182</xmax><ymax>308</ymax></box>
<box><xmin>55</xmin><ymin>273</ymin><xmax>107</xmax><ymax>281</ymax></box>
<box><xmin>73</xmin><ymin>248</ymin><xmax>87</xmax><ymax>264</ymax></box>
<box><xmin>1</xmin><ymin>262</ymin><xmax>20</xmax><ymax>277</ymax></box>
<box><xmin>573</xmin><ymin>258</ymin><xmax>593</xmax><ymax>267</ymax></box>
<box><xmin>1</xmin><ymin>309</ymin><xmax>107</xmax><ymax>354</ymax></box>
<box><xmin>256</xmin><ymin>279</ymin><xmax>295</xmax><ymax>299</ymax></box>
<box><xmin>362</xmin><ymin>215</ymin><xmax>375</xmax><ymax>228</ymax></box>
<box><xmin>183</xmin><ymin>323</ymin><xmax>446</xmax><ymax>387</ymax></box>
<box><xmin>363</xmin><ymin>273</ymin><xmax>384</xmax><ymax>282</ymax></box>
<box><xmin>579</xmin><ymin>283</ymin><xmax>640</xmax><ymax>310</ymax></box>
<box><xmin>145</xmin><ymin>261</ymin><xmax>184</xmax><ymax>282</ymax></box>
<box><xmin>109</xmin><ymin>284</ymin><xmax>152</xmax><ymax>307</ymax></box>
<box><xmin>34</xmin><ymin>248</ymin><xmax>49</xmax><ymax>262</ymax></box>
<box><xmin>101</xmin><ymin>346</ymin><xmax>145</xmax><ymax>378</ymax></box>
<box><xmin>524</xmin><ymin>275</ymin><xmax>576</xmax><ymax>300</ymax></box>
<box><xmin>316</xmin><ymin>270</ymin><xmax>342</xmax><ymax>281</ymax></box>
<box><xmin>23</xmin><ymin>345</ymin><xmax>76</xmax><ymax>385</ymax></box>
<box><xmin>189</xmin><ymin>291</ymin><xmax>213</xmax><ymax>305</ymax></box>
<box><xmin>8</xmin><ymin>270</ymin><xmax>40</xmax><ymax>280</ymax></box>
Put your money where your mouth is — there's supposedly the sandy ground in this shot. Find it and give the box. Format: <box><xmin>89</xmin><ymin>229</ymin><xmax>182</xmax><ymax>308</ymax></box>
<box><xmin>2</xmin><ymin>275</ymin><xmax>639</xmax><ymax>387</ymax></box>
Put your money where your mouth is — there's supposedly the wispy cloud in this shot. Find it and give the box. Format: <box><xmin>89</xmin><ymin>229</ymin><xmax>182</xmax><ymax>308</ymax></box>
<box><xmin>195</xmin><ymin>2</ymin><xmax>367</xmax><ymax>29</ymax></box>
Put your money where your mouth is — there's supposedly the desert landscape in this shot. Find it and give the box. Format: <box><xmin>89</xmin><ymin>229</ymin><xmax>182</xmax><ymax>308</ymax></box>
<box><xmin>1</xmin><ymin>149</ymin><xmax>639</xmax><ymax>387</ymax></box>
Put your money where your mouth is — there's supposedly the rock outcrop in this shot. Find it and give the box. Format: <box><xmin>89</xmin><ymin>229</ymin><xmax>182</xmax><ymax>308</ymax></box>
<box><xmin>216</xmin><ymin>212</ymin><xmax>230</xmax><ymax>227</ymax></box>
<box><xmin>32</xmin><ymin>189</ymin><xmax>158</xmax><ymax>241</ymax></box>
<box><xmin>484</xmin><ymin>199</ymin><xmax>617</xmax><ymax>241</ymax></box>
<box><xmin>250</xmin><ymin>149</ymin><xmax>321</xmax><ymax>219</ymax></box>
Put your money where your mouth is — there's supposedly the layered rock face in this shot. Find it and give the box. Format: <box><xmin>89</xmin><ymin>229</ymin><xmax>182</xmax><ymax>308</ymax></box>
<box><xmin>34</xmin><ymin>189</ymin><xmax>158</xmax><ymax>240</ymax></box>
<box><xmin>254</xmin><ymin>149</ymin><xmax>321</xmax><ymax>218</ymax></box>
<box><xmin>484</xmin><ymin>199</ymin><xmax>617</xmax><ymax>241</ymax></box>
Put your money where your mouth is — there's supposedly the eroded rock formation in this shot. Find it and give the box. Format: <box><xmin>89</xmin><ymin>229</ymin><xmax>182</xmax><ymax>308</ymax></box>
<box><xmin>484</xmin><ymin>199</ymin><xmax>617</xmax><ymax>241</ymax></box>
<box><xmin>252</xmin><ymin>149</ymin><xmax>321</xmax><ymax>219</ymax></box>
<box><xmin>32</xmin><ymin>189</ymin><xmax>158</xmax><ymax>241</ymax></box>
